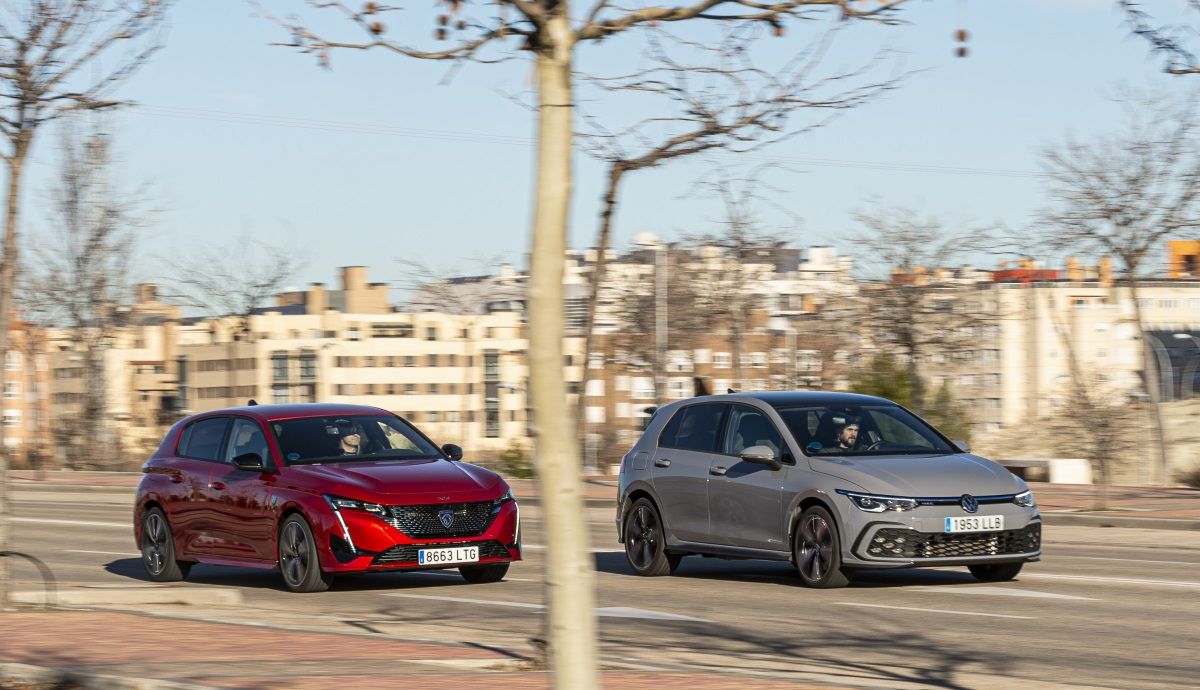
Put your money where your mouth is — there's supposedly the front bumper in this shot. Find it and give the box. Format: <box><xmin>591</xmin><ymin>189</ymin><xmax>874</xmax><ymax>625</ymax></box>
<box><xmin>838</xmin><ymin>502</ymin><xmax>1042</xmax><ymax>568</ymax></box>
<box><xmin>317</xmin><ymin>500</ymin><xmax>521</xmax><ymax>572</ymax></box>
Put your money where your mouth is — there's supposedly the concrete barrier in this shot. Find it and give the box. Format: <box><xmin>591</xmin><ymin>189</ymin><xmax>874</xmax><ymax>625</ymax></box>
<box><xmin>998</xmin><ymin>458</ymin><xmax>1093</xmax><ymax>484</ymax></box>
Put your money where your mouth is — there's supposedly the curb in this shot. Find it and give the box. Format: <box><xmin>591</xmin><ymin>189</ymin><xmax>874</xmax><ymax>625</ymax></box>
<box><xmin>0</xmin><ymin>662</ymin><xmax>217</xmax><ymax>690</ymax></box>
<box><xmin>12</xmin><ymin>586</ymin><xmax>244</xmax><ymax>607</ymax></box>
<box><xmin>1041</xmin><ymin>511</ymin><xmax>1200</xmax><ymax>530</ymax></box>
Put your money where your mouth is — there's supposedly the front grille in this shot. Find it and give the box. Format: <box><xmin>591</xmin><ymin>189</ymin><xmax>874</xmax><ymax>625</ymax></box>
<box><xmin>373</xmin><ymin>540</ymin><xmax>512</xmax><ymax>565</ymax></box>
<box><xmin>384</xmin><ymin>501</ymin><xmax>497</xmax><ymax>538</ymax></box>
<box><xmin>864</xmin><ymin>523</ymin><xmax>1041</xmax><ymax>559</ymax></box>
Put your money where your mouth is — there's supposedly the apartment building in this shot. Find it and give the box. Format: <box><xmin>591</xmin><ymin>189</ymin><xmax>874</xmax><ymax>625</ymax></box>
<box><xmin>2</xmin><ymin>318</ymin><xmax>53</xmax><ymax>467</ymax></box>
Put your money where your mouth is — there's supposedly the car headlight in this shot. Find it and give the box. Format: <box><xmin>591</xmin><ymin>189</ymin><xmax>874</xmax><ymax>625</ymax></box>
<box><xmin>324</xmin><ymin>494</ymin><xmax>388</xmax><ymax>517</ymax></box>
<box><xmin>493</xmin><ymin>488</ymin><xmax>515</xmax><ymax>506</ymax></box>
<box><xmin>1013</xmin><ymin>490</ymin><xmax>1036</xmax><ymax>508</ymax></box>
<box><xmin>836</xmin><ymin>490</ymin><xmax>918</xmax><ymax>513</ymax></box>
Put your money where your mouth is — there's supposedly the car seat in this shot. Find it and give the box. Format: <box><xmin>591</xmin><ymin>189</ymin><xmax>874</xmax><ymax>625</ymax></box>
<box><xmin>732</xmin><ymin>414</ymin><xmax>779</xmax><ymax>456</ymax></box>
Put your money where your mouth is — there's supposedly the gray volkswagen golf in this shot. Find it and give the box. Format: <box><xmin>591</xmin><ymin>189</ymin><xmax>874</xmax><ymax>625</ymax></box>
<box><xmin>616</xmin><ymin>392</ymin><xmax>1040</xmax><ymax>588</ymax></box>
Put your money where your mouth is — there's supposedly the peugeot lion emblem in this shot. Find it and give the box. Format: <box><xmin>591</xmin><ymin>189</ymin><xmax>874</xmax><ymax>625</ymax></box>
<box><xmin>438</xmin><ymin>509</ymin><xmax>455</xmax><ymax>529</ymax></box>
<box><xmin>960</xmin><ymin>494</ymin><xmax>979</xmax><ymax>513</ymax></box>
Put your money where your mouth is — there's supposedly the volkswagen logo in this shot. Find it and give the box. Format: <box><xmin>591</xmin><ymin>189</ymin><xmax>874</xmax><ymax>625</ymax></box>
<box><xmin>438</xmin><ymin>510</ymin><xmax>455</xmax><ymax>529</ymax></box>
<box><xmin>960</xmin><ymin>494</ymin><xmax>979</xmax><ymax>513</ymax></box>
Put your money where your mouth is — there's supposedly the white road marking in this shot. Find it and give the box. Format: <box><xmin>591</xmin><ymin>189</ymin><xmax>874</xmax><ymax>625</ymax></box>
<box><xmin>384</xmin><ymin>593</ymin><xmax>543</xmax><ymax>609</ymax></box>
<box><xmin>910</xmin><ymin>586</ymin><xmax>1095</xmax><ymax>601</ymax></box>
<box><xmin>406</xmin><ymin>570</ymin><xmax>534</xmax><ymax>582</ymax></box>
<box><xmin>1022</xmin><ymin>572</ymin><xmax>1200</xmax><ymax>589</ymax></box>
<box><xmin>12</xmin><ymin>517</ymin><xmax>128</xmax><ymax>529</ymax></box>
<box><xmin>521</xmin><ymin>544</ymin><xmax>622</xmax><ymax>554</ymax></box>
<box><xmin>1047</xmin><ymin>554</ymin><xmax>1200</xmax><ymax>566</ymax></box>
<box><xmin>63</xmin><ymin>549</ymin><xmax>139</xmax><ymax>557</ymax></box>
<box><xmin>383</xmin><ymin>593</ymin><xmax>710</xmax><ymax>621</ymax></box>
<box><xmin>835</xmin><ymin>602</ymin><xmax>1034</xmax><ymax>620</ymax></box>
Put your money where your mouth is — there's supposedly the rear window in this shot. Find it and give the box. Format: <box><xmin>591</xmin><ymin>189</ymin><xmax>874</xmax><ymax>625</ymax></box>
<box><xmin>660</xmin><ymin>404</ymin><xmax>727</xmax><ymax>453</ymax></box>
<box><xmin>182</xmin><ymin>418</ymin><xmax>230</xmax><ymax>461</ymax></box>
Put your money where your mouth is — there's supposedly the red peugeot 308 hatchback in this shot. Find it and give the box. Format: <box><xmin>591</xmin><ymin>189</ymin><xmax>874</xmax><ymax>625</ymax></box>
<box><xmin>134</xmin><ymin>403</ymin><xmax>520</xmax><ymax>592</ymax></box>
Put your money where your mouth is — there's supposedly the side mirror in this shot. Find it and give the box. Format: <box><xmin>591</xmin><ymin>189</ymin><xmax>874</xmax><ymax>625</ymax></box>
<box><xmin>740</xmin><ymin>445</ymin><xmax>782</xmax><ymax>470</ymax></box>
<box><xmin>442</xmin><ymin>443</ymin><xmax>464</xmax><ymax>461</ymax></box>
<box><xmin>232</xmin><ymin>452</ymin><xmax>267</xmax><ymax>472</ymax></box>
<box><xmin>952</xmin><ymin>439</ymin><xmax>971</xmax><ymax>453</ymax></box>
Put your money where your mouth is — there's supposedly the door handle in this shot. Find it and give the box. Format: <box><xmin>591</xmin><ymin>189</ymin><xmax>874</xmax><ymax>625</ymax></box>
<box><xmin>654</xmin><ymin>458</ymin><xmax>671</xmax><ymax>468</ymax></box>
<box><xmin>169</xmin><ymin>474</ymin><xmax>183</xmax><ymax>484</ymax></box>
<box><xmin>710</xmin><ymin>466</ymin><xmax>728</xmax><ymax>476</ymax></box>
<box><xmin>210</xmin><ymin>482</ymin><xmax>226</xmax><ymax>491</ymax></box>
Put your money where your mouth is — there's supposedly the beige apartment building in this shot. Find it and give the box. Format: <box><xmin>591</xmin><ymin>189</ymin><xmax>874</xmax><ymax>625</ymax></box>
<box><xmin>3</xmin><ymin>318</ymin><xmax>53</xmax><ymax>468</ymax></box>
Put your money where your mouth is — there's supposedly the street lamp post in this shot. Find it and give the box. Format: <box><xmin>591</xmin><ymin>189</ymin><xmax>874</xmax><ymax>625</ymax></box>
<box><xmin>767</xmin><ymin>315</ymin><xmax>796</xmax><ymax>390</ymax></box>
<box><xmin>633</xmin><ymin>233</ymin><xmax>667</xmax><ymax>407</ymax></box>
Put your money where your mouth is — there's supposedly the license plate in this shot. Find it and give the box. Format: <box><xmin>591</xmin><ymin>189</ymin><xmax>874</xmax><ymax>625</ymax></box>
<box><xmin>944</xmin><ymin>515</ymin><xmax>1004</xmax><ymax>533</ymax></box>
<box><xmin>418</xmin><ymin>545</ymin><xmax>479</xmax><ymax>565</ymax></box>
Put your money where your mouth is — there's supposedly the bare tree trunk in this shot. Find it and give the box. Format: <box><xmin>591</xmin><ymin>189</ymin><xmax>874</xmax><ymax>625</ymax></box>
<box><xmin>576</xmin><ymin>165</ymin><xmax>625</xmax><ymax>464</ymax></box>
<box><xmin>529</xmin><ymin>16</ymin><xmax>599</xmax><ymax>690</ymax></box>
<box><xmin>0</xmin><ymin>133</ymin><xmax>30</xmax><ymax>611</ymax></box>
<box><xmin>1129</xmin><ymin>281</ymin><xmax>1171</xmax><ymax>485</ymax></box>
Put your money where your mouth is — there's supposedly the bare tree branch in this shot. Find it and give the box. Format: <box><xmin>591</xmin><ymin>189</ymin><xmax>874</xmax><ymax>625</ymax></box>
<box><xmin>1120</xmin><ymin>0</ymin><xmax>1200</xmax><ymax>75</ymax></box>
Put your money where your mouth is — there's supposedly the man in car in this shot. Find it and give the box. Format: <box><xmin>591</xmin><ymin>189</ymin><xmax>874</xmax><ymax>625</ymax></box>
<box><xmin>338</xmin><ymin>424</ymin><xmax>363</xmax><ymax>455</ymax></box>
<box><xmin>834</xmin><ymin>421</ymin><xmax>860</xmax><ymax>450</ymax></box>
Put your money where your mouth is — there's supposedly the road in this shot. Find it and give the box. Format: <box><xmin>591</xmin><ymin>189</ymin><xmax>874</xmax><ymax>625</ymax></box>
<box><xmin>8</xmin><ymin>487</ymin><xmax>1200</xmax><ymax>690</ymax></box>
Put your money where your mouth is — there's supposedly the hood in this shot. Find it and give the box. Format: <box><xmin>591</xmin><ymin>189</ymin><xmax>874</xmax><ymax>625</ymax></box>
<box><xmin>808</xmin><ymin>453</ymin><xmax>1020</xmax><ymax>497</ymax></box>
<box><xmin>285</xmin><ymin>458</ymin><xmax>504</xmax><ymax>503</ymax></box>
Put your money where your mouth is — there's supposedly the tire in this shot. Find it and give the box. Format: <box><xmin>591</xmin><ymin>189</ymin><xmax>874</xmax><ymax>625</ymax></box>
<box><xmin>140</xmin><ymin>507</ymin><xmax>192</xmax><ymax>582</ymax></box>
<box><xmin>459</xmin><ymin>563</ymin><xmax>510</xmax><ymax>583</ymax></box>
<box><xmin>968</xmin><ymin>562</ymin><xmax>1023</xmax><ymax>582</ymax></box>
<box><xmin>278</xmin><ymin>514</ymin><xmax>335</xmax><ymax>593</ymax></box>
<box><xmin>623</xmin><ymin>498</ymin><xmax>682</xmax><ymax>576</ymax></box>
<box><xmin>793</xmin><ymin>506</ymin><xmax>851</xmax><ymax>589</ymax></box>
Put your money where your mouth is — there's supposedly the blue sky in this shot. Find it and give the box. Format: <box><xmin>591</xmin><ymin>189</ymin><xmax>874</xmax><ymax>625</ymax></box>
<box><xmin>18</xmin><ymin>0</ymin><xmax>1188</xmax><ymax>288</ymax></box>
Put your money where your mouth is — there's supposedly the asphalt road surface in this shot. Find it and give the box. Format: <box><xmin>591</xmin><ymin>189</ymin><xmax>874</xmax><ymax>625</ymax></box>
<box><xmin>9</xmin><ymin>487</ymin><xmax>1200</xmax><ymax>690</ymax></box>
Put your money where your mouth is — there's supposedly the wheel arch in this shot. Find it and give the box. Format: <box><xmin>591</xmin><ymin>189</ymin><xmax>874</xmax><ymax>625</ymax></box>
<box><xmin>619</xmin><ymin>482</ymin><xmax>664</xmax><ymax>544</ymax></box>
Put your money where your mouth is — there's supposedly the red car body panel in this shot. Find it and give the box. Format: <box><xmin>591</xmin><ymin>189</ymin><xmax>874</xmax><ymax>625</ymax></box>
<box><xmin>134</xmin><ymin>403</ymin><xmax>521</xmax><ymax>576</ymax></box>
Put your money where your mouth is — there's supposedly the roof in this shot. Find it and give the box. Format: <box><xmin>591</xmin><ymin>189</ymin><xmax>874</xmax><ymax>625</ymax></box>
<box><xmin>197</xmin><ymin>402</ymin><xmax>392</xmax><ymax>422</ymax></box>
<box><xmin>705</xmin><ymin>391</ymin><xmax>895</xmax><ymax>407</ymax></box>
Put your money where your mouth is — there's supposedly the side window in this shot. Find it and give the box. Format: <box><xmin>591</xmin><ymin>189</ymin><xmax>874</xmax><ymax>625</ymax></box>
<box><xmin>671</xmin><ymin>404</ymin><xmax>727</xmax><ymax>453</ymax></box>
<box><xmin>658</xmin><ymin>410</ymin><xmax>685</xmax><ymax>448</ymax></box>
<box><xmin>183</xmin><ymin>418</ymin><xmax>231</xmax><ymax>461</ymax></box>
<box><xmin>225</xmin><ymin>418</ymin><xmax>270</xmax><ymax>463</ymax></box>
<box><xmin>175</xmin><ymin>424</ymin><xmax>194</xmax><ymax>456</ymax></box>
<box><xmin>725</xmin><ymin>407</ymin><xmax>784</xmax><ymax>457</ymax></box>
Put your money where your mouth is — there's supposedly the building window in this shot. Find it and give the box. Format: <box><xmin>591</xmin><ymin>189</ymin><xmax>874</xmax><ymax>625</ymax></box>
<box><xmin>615</xmin><ymin>376</ymin><xmax>630</xmax><ymax>392</ymax></box>
<box><xmin>2</xmin><ymin>410</ymin><xmax>18</xmax><ymax>427</ymax></box>
<box><xmin>448</xmin><ymin>354</ymin><xmax>458</xmax><ymax>366</ymax></box>
<box><xmin>365</xmin><ymin>384</ymin><xmax>376</xmax><ymax>395</ymax></box>
<box><xmin>426</xmin><ymin>326</ymin><xmax>438</xmax><ymax>341</ymax></box>
<box><xmin>364</xmin><ymin>356</ymin><xmax>376</xmax><ymax>367</ymax></box>
<box><xmin>750</xmin><ymin>352</ymin><xmax>767</xmax><ymax>368</ymax></box>
<box><xmin>796</xmin><ymin>351</ymin><xmax>821</xmax><ymax>372</ymax></box>
<box><xmin>272</xmin><ymin>385</ymin><xmax>289</xmax><ymax>404</ymax></box>
<box><xmin>427</xmin><ymin>354</ymin><xmax>439</xmax><ymax>367</ymax></box>
<box><xmin>404</xmin><ymin>356</ymin><xmax>415</xmax><ymax>367</ymax></box>
<box><xmin>3</xmin><ymin>382</ymin><xmax>18</xmax><ymax>399</ymax></box>
<box><xmin>588</xmin><ymin>352</ymin><xmax>603</xmax><ymax>369</ymax></box>
<box><xmin>632</xmin><ymin>377</ymin><xmax>654</xmax><ymax>400</ymax></box>
<box><xmin>5</xmin><ymin>351</ymin><xmax>20</xmax><ymax>371</ymax></box>
<box><xmin>771</xmin><ymin>348</ymin><xmax>789</xmax><ymax>364</ymax></box>
<box><xmin>714</xmin><ymin>352</ymin><xmax>731</xmax><ymax>369</ymax></box>
<box><xmin>386</xmin><ymin>384</ymin><xmax>396</xmax><ymax>395</ymax></box>
<box><xmin>586</xmin><ymin>406</ymin><xmax>605</xmax><ymax>424</ymax></box>
<box><xmin>428</xmin><ymin>383</ymin><xmax>440</xmax><ymax>394</ymax></box>
<box><xmin>271</xmin><ymin>352</ymin><xmax>288</xmax><ymax>381</ymax></box>
<box><xmin>347</xmin><ymin>327</ymin><xmax>361</xmax><ymax>341</ymax></box>
<box><xmin>428</xmin><ymin>411</ymin><xmax>440</xmax><ymax>422</ymax></box>
<box><xmin>299</xmin><ymin>352</ymin><xmax>317</xmax><ymax>379</ymax></box>
<box><xmin>585</xmin><ymin>379</ymin><xmax>605</xmax><ymax>397</ymax></box>
<box><xmin>1159</xmin><ymin>299</ymin><xmax>1179</xmax><ymax>309</ymax></box>
<box><xmin>405</xmin><ymin>384</ymin><xmax>416</xmax><ymax>395</ymax></box>
<box><xmin>667</xmin><ymin>377</ymin><xmax>690</xmax><ymax>399</ymax></box>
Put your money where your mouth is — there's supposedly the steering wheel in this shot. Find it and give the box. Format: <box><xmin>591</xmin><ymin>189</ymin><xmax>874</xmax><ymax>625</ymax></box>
<box><xmin>863</xmin><ymin>439</ymin><xmax>884</xmax><ymax>451</ymax></box>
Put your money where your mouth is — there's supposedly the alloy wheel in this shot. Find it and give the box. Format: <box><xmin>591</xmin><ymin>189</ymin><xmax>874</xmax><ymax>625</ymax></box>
<box><xmin>142</xmin><ymin>512</ymin><xmax>167</xmax><ymax>576</ymax></box>
<box><xmin>798</xmin><ymin>513</ymin><xmax>834</xmax><ymax>582</ymax></box>
<box><xmin>280</xmin><ymin>521</ymin><xmax>310</xmax><ymax>587</ymax></box>
<box><xmin>625</xmin><ymin>505</ymin><xmax>660</xmax><ymax>570</ymax></box>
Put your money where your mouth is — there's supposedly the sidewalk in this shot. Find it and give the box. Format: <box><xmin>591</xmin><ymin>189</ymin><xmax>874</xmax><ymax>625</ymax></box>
<box><xmin>9</xmin><ymin>470</ymin><xmax>1200</xmax><ymax>528</ymax></box>
<box><xmin>0</xmin><ymin>610</ymin><xmax>846</xmax><ymax>690</ymax></box>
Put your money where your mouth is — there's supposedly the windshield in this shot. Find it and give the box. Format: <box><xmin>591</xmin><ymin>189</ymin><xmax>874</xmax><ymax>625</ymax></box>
<box><xmin>270</xmin><ymin>415</ymin><xmax>441</xmax><ymax>464</ymax></box>
<box><xmin>776</xmin><ymin>404</ymin><xmax>955</xmax><ymax>457</ymax></box>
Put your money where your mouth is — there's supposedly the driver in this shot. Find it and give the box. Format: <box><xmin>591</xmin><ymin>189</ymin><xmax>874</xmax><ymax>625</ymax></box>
<box><xmin>337</xmin><ymin>424</ymin><xmax>363</xmax><ymax>455</ymax></box>
<box><xmin>834</xmin><ymin>421</ymin><xmax>859</xmax><ymax>450</ymax></box>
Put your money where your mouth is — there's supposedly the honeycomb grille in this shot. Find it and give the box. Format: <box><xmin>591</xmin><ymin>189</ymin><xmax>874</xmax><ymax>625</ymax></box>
<box><xmin>865</xmin><ymin>524</ymin><xmax>1041</xmax><ymax>559</ymax></box>
<box><xmin>384</xmin><ymin>501</ymin><xmax>497</xmax><ymax>538</ymax></box>
<box><xmin>373</xmin><ymin>540</ymin><xmax>512</xmax><ymax>565</ymax></box>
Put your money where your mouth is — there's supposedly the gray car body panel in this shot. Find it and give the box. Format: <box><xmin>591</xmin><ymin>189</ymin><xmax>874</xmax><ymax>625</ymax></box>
<box><xmin>617</xmin><ymin>392</ymin><xmax>1041</xmax><ymax>571</ymax></box>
